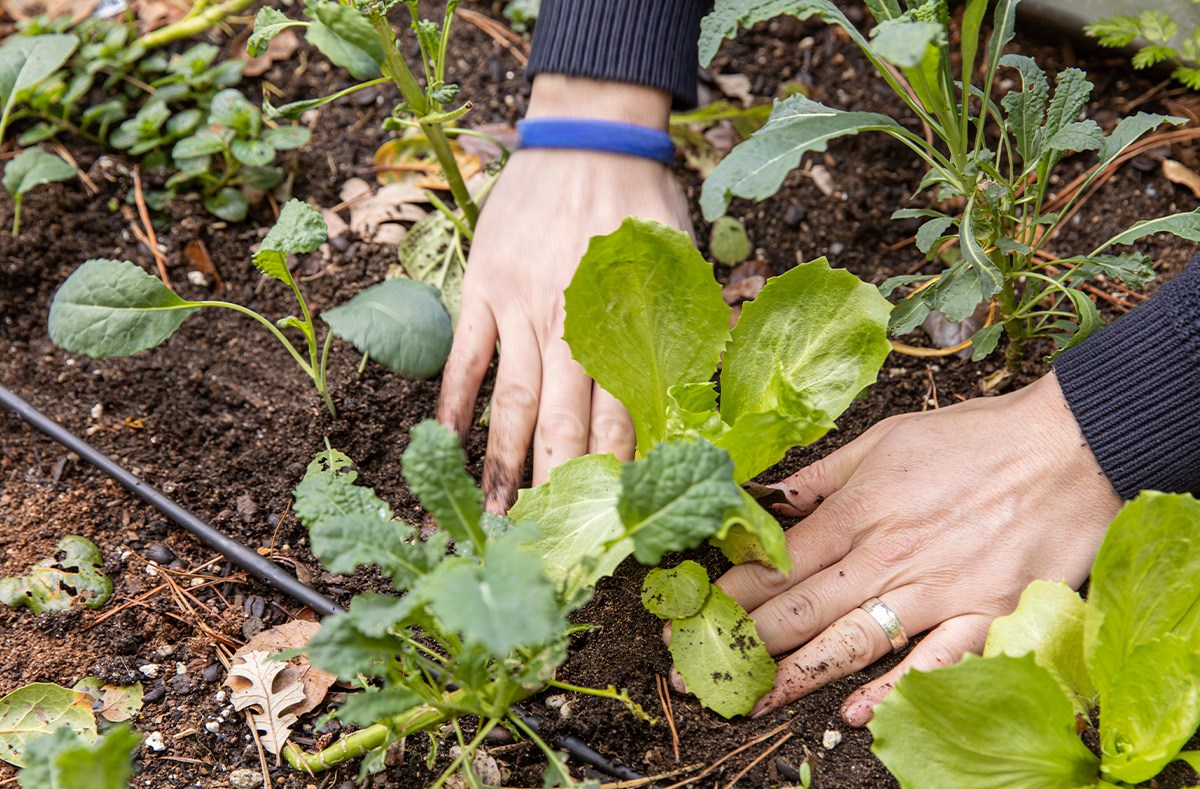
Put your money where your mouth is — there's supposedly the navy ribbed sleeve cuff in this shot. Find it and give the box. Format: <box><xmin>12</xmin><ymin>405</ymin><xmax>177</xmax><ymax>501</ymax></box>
<box><xmin>1055</xmin><ymin>256</ymin><xmax>1200</xmax><ymax>498</ymax></box>
<box><xmin>527</xmin><ymin>0</ymin><xmax>706</xmax><ymax>107</ymax></box>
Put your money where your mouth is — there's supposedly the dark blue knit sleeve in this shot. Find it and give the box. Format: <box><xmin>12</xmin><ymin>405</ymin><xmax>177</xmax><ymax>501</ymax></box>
<box><xmin>526</xmin><ymin>0</ymin><xmax>707</xmax><ymax>107</ymax></box>
<box><xmin>1054</xmin><ymin>256</ymin><xmax>1200</xmax><ymax>498</ymax></box>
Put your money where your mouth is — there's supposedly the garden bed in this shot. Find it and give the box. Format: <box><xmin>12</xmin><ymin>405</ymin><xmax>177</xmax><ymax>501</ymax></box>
<box><xmin>2</xmin><ymin>2</ymin><xmax>1199</xmax><ymax>786</ymax></box>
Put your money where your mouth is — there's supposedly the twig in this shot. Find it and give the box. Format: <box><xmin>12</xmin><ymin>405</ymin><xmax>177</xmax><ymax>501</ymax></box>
<box><xmin>656</xmin><ymin>675</ymin><xmax>681</xmax><ymax>763</ymax></box>
<box><xmin>922</xmin><ymin>365</ymin><xmax>939</xmax><ymax>411</ymax></box>
<box><xmin>455</xmin><ymin>8</ymin><xmax>530</xmax><ymax>66</ymax></box>
<box><xmin>596</xmin><ymin>765</ymin><xmax>705</xmax><ymax>789</ymax></box>
<box><xmin>721</xmin><ymin>731</ymin><xmax>794</xmax><ymax>789</ymax></box>
<box><xmin>246</xmin><ymin>707</ymin><xmax>274</xmax><ymax>778</ymax></box>
<box><xmin>132</xmin><ymin>164</ymin><xmax>172</xmax><ymax>289</ymax></box>
<box><xmin>49</xmin><ymin>141</ymin><xmax>98</xmax><ymax>195</ymax></box>
<box><xmin>662</xmin><ymin>719</ymin><xmax>794</xmax><ymax>789</ymax></box>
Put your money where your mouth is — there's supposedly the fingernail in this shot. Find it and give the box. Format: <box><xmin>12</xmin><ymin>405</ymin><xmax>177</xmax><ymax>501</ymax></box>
<box><xmin>749</xmin><ymin>696</ymin><xmax>774</xmax><ymax>719</ymax></box>
<box><xmin>669</xmin><ymin>668</ymin><xmax>686</xmax><ymax>694</ymax></box>
<box><xmin>843</xmin><ymin>701</ymin><xmax>873</xmax><ymax>728</ymax></box>
<box><xmin>662</xmin><ymin>623</ymin><xmax>672</xmax><ymax>646</ymax></box>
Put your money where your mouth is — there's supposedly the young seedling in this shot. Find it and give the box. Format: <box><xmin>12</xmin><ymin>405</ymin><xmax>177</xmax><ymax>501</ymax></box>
<box><xmin>282</xmin><ymin>422</ymin><xmax>646</xmax><ymax>784</ymax></box>
<box><xmin>510</xmin><ymin>217</ymin><xmax>892</xmax><ymax>716</ymax></box>
<box><xmin>47</xmin><ymin>200</ymin><xmax>453</xmax><ymax>418</ymax></box>
<box><xmin>871</xmin><ymin>491</ymin><xmax>1200</xmax><ymax>787</ymax></box>
<box><xmin>2</xmin><ymin>147</ymin><xmax>75</xmax><ymax>236</ymax></box>
<box><xmin>701</xmin><ymin>0</ymin><xmax>1200</xmax><ymax>366</ymax></box>
<box><xmin>1087</xmin><ymin>6</ymin><xmax>1200</xmax><ymax>91</ymax></box>
<box><xmin>0</xmin><ymin>32</ymin><xmax>78</xmax><ymax>145</ymax></box>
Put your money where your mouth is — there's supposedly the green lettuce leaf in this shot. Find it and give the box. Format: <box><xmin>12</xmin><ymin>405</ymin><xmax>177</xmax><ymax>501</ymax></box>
<box><xmin>642</xmin><ymin>560</ymin><xmax>710</xmax><ymax>620</ymax></box>
<box><xmin>710</xmin><ymin>488</ymin><xmax>790</xmax><ymax>571</ymax></box>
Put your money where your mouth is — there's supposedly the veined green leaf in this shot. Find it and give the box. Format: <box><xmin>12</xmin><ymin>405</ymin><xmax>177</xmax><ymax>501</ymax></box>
<box><xmin>231</xmin><ymin>138</ymin><xmax>275</xmax><ymax>167</ymax></box>
<box><xmin>871</xmin><ymin>19</ymin><xmax>943</xmax><ymax>68</ymax></box>
<box><xmin>1097</xmin><ymin>113</ymin><xmax>1186</xmax><ymax>174</ymax></box>
<box><xmin>262</xmin><ymin>124</ymin><xmax>311</xmax><ymax>151</ymax></box>
<box><xmin>248</xmin><ymin>7</ymin><xmax>305</xmax><ymax>57</ymax></box>
<box><xmin>305</xmin><ymin>0</ymin><xmax>384</xmax><ymax>80</ymax></box>
<box><xmin>670</xmin><ymin>582</ymin><xmax>775</xmax><ymax>718</ymax></box>
<box><xmin>871</xmin><ymin>654</ymin><xmax>1100</xmax><ymax>787</ymax></box>
<box><xmin>701</xmin><ymin>96</ymin><xmax>901</xmax><ymax>220</ymax></box>
<box><xmin>713</xmin><ymin>378</ymin><xmax>833</xmax><ymax>483</ymax></box>
<box><xmin>0</xmin><ymin>34</ymin><xmax>78</xmax><ymax>116</ymax></box>
<box><xmin>999</xmin><ymin>54</ymin><xmax>1049</xmax><ymax>164</ymax></box>
<box><xmin>304</xmin><ymin>609</ymin><xmax>409</xmax><ymax>679</ymax></box>
<box><xmin>563</xmin><ymin>218</ymin><xmax>730</xmax><ymax>456</ymax></box>
<box><xmin>642</xmin><ymin>560</ymin><xmax>710</xmax><ymax>620</ymax></box>
<box><xmin>1060</xmin><ymin>252</ymin><xmax>1155</xmax><ymax>288</ymax></box>
<box><xmin>511</xmin><ymin>453</ymin><xmax>630</xmax><ymax>593</ymax></box>
<box><xmin>400</xmin><ymin>420</ymin><xmax>484</xmax><ymax>549</ymax></box>
<box><xmin>0</xmin><ymin>683</ymin><xmax>96</xmax><ymax>768</ymax></box>
<box><xmin>2</xmin><ymin>147</ymin><xmax>74</xmax><ymax>198</ymax></box>
<box><xmin>710</xmin><ymin>488</ymin><xmax>790</xmax><ymax>570</ymax></box>
<box><xmin>424</xmin><ymin>534</ymin><xmax>566</xmax><ymax>659</ymax></box>
<box><xmin>722</xmin><ymin>257</ymin><xmax>892</xmax><ymax>426</ymax></box>
<box><xmin>204</xmin><ymin>187</ymin><xmax>248</xmax><ymax>222</ymax></box>
<box><xmin>915</xmin><ymin>215</ymin><xmax>954</xmax><ymax>254</ymax></box>
<box><xmin>863</xmin><ymin>0</ymin><xmax>903</xmax><ymax>22</ymax></box>
<box><xmin>968</xmin><ymin>322</ymin><xmax>1004</xmax><ymax>361</ymax></box>
<box><xmin>0</xmin><ymin>536</ymin><xmax>112</xmax><ymax>614</ymax></box>
<box><xmin>959</xmin><ymin>0</ymin><xmax>987</xmax><ymax>94</ymax></box>
<box><xmin>323</xmin><ymin>279</ymin><xmax>452</xmax><ymax>379</ymax></box>
<box><xmin>700</xmin><ymin>0</ymin><xmax>845</xmax><ymax>66</ymax></box>
<box><xmin>929</xmin><ymin>257</ymin><xmax>989</xmax><ymax>323</ymax></box>
<box><xmin>958</xmin><ymin>203</ymin><xmax>1005</xmax><ymax>297</ymax></box>
<box><xmin>1059</xmin><ymin>287</ymin><xmax>1101</xmax><ymax>352</ymax></box>
<box><xmin>336</xmin><ymin>687</ymin><xmax>423</xmax><ymax>727</ymax></box>
<box><xmin>48</xmin><ymin>259</ymin><xmax>200</xmax><ymax>358</ymax></box>
<box><xmin>617</xmin><ymin>440</ymin><xmax>742</xmax><ymax>565</ymax></box>
<box><xmin>254</xmin><ymin>199</ymin><xmax>327</xmax><ymax>282</ymax></box>
<box><xmin>985</xmin><ymin>0</ymin><xmax>1019</xmax><ymax>85</ymax></box>
<box><xmin>984</xmin><ymin>580</ymin><xmax>1095</xmax><ymax>715</ymax></box>
<box><xmin>1093</xmin><ymin>208</ymin><xmax>1200</xmax><ymax>253</ymax></box>
<box><xmin>1044</xmin><ymin>120</ymin><xmax>1103</xmax><ymax>154</ymax></box>
<box><xmin>1044</xmin><ymin>68</ymin><xmax>1093</xmax><ymax>141</ymax></box>
<box><xmin>20</xmin><ymin>724</ymin><xmax>139</xmax><ymax>789</ymax></box>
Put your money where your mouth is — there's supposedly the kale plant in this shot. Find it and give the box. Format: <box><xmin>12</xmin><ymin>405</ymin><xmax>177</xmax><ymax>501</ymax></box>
<box><xmin>1087</xmin><ymin>3</ymin><xmax>1200</xmax><ymax>91</ymax></box>
<box><xmin>47</xmin><ymin>200</ymin><xmax>452</xmax><ymax>417</ymax></box>
<box><xmin>702</xmin><ymin>0</ymin><xmax>1200</xmax><ymax>366</ymax></box>
<box><xmin>871</xmin><ymin>491</ymin><xmax>1200</xmax><ymax>787</ymax></box>
<box><xmin>281</xmin><ymin>422</ymin><xmax>644</xmax><ymax>784</ymax></box>
<box><xmin>509</xmin><ymin>217</ymin><xmax>892</xmax><ymax>717</ymax></box>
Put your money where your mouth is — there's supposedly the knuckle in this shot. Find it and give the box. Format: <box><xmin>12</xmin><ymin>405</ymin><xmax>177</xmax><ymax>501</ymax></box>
<box><xmin>865</xmin><ymin>529</ymin><xmax>924</xmax><ymax>572</ymax></box>
<box><xmin>493</xmin><ymin>383</ymin><xmax>539</xmax><ymax>415</ymax></box>
<box><xmin>589</xmin><ymin>413</ymin><xmax>634</xmax><ymax>450</ymax></box>
<box><xmin>536</xmin><ymin>410</ymin><xmax>589</xmax><ymax>448</ymax></box>
<box><xmin>914</xmin><ymin>641</ymin><xmax>962</xmax><ymax>671</ymax></box>
<box><xmin>780</xmin><ymin>584</ymin><xmax>826</xmax><ymax>630</ymax></box>
<box><xmin>839</xmin><ymin>615</ymin><xmax>883</xmax><ymax>662</ymax></box>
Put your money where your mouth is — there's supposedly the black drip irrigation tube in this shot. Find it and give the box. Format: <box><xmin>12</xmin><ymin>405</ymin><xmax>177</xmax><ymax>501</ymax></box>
<box><xmin>0</xmin><ymin>382</ymin><xmax>642</xmax><ymax>783</ymax></box>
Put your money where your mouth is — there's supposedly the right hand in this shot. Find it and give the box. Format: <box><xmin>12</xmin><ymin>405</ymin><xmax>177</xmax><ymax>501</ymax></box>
<box><xmin>437</xmin><ymin>76</ymin><xmax>692</xmax><ymax>512</ymax></box>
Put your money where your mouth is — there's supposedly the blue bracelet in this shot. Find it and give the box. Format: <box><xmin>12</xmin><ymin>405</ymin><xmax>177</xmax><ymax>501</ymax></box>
<box><xmin>516</xmin><ymin>117</ymin><xmax>675</xmax><ymax>165</ymax></box>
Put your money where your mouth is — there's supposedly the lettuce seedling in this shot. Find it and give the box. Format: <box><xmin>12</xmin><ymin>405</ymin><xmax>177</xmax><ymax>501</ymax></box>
<box><xmin>47</xmin><ymin>200</ymin><xmax>452</xmax><ymax>417</ymax></box>
<box><xmin>511</xmin><ymin>217</ymin><xmax>892</xmax><ymax>716</ymax></box>
<box><xmin>2</xmin><ymin>146</ymin><xmax>75</xmax><ymax>236</ymax></box>
<box><xmin>282</xmin><ymin>421</ymin><xmax>645</xmax><ymax>785</ymax></box>
<box><xmin>871</xmin><ymin>491</ymin><xmax>1200</xmax><ymax>787</ymax></box>
<box><xmin>701</xmin><ymin>0</ymin><xmax>1200</xmax><ymax>367</ymax></box>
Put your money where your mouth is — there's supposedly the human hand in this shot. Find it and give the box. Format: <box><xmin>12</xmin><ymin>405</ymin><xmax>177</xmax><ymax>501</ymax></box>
<box><xmin>438</xmin><ymin>76</ymin><xmax>691</xmax><ymax>512</ymax></box>
<box><xmin>714</xmin><ymin>371</ymin><xmax>1121</xmax><ymax>725</ymax></box>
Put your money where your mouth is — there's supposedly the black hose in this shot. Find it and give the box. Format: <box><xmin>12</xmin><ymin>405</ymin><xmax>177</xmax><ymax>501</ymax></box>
<box><xmin>0</xmin><ymin>382</ymin><xmax>641</xmax><ymax>782</ymax></box>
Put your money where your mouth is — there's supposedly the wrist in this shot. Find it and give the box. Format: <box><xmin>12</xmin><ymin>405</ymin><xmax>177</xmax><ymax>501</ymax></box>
<box><xmin>527</xmin><ymin>75</ymin><xmax>671</xmax><ymax>129</ymax></box>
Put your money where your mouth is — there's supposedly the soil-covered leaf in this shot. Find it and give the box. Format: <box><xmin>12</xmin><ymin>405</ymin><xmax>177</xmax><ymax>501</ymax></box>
<box><xmin>19</xmin><ymin>724</ymin><xmax>138</xmax><ymax>789</ymax></box>
<box><xmin>0</xmin><ymin>535</ymin><xmax>112</xmax><ymax>613</ymax></box>
<box><xmin>72</xmin><ymin>678</ymin><xmax>143</xmax><ymax>723</ymax></box>
<box><xmin>669</xmin><ymin>582</ymin><xmax>775</xmax><ymax>718</ymax></box>
<box><xmin>709</xmin><ymin>215</ymin><xmax>751</xmax><ymax>265</ymax></box>
<box><xmin>2</xmin><ymin>147</ymin><xmax>75</xmax><ymax>198</ymax></box>
<box><xmin>870</xmin><ymin>654</ymin><xmax>1100</xmax><ymax>786</ymax></box>
<box><xmin>642</xmin><ymin>560</ymin><xmax>710</xmax><ymax>620</ymax></box>
<box><xmin>321</xmin><ymin>279</ymin><xmax>452</xmax><ymax>379</ymax></box>
<box><xmin>0</xmin><ymin>683</ymin><xmax>97</xmax><ymax>768</ymax></box>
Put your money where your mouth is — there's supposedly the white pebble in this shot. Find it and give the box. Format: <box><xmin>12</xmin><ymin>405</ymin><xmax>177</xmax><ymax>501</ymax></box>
<box><xmin>215</xmin><ymin>690</ymin><xmax>227</xmax><ymax>703</ymax></box>
<box><xmin>204</xmin><ymin>721</ymin><xmax>221</xmax><ymax>734</ymax></box>
<box><xmin>822</xmin><ymin>728</ymin><xmax>843</xmax><ymax>750</ymax></box>
<box><xmin>138</xmin><ymin>664</ymin><xmax>160</xmax><ymax>679</ymax></box>
<box><xmin>90</xmin><ymin>403</ymin><xmax>103</xmax><ymax>420</ymax></box>
<box><xmin>145</xmin><ymin>731</ymin><xmax>166</xmax><ymax>752</ymax></box>
<box><xmin>144</xmin><ymin>566</ymin><xmax>157</xmax><ymax>576</ymax></box>
<box><xmin>544</xmin><ymin>694</ymin><xmax>566</xmax><ymax>710</ymax></box>
<box><xmin>175</xmin><ymin>662</ymin><xmax>187</xmax><ymax>675</ymax></box>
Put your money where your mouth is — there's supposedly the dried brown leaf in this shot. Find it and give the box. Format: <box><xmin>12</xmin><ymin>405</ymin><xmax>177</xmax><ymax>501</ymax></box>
<box><xmin>241</xmin><ymin>29</ymin><xmax>299</xmax><ymax>78</ymax></box>
<box><xmin>230</xmin><ymin>620</ymin><xmax>334</xmax><ymax>717</ymax></box>
<box><xmin>2</xmin><ymin>0</ymin><xmax>95</xmax><ymax>24</ymax></box>
<box><xmin>713</xmin><ymin>73</ymin><xmax>754</xmax><ymax>107</ymax></box>
<box><xmin>226</xmin><ymin>650</ymin><xmax>307</xmax><ymax>756</ymax></box>
<box><xmin>348</xmin><ymin>183</ymin><xmax>428</xmax><ymax>243</ymax></box>
<box><xmin>1162</xmin><ymin>158</ymin><xmax>1200</xmax><ymax>199</ymax></box>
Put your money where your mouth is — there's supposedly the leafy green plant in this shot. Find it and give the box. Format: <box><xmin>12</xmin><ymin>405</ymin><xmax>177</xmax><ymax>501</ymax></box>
<box><xmin>0</xmin><ymin>536</ymin><xmax>112</xmax><ymax>614</ymax></box>
<box><xmin>0</xmin><ymin>32</ymin><xmax>77</xmax><ymax>145</ymax></box>
<box><xmin>279</xmin><ymin>422</ymin><xmax>642</xmax><ymax>785</ymax></box>
<box><xmin>1087</xmin><ymin>3</ymin><xmax>1200</xmax><ymax>91</ymax></box>
<box><xmin>2</xmin><ymin>146</ymin><xmax>75</xmax><ymax>236</ymax></box>
<box><xmin>19</xmin><ymin>725</ymin><xmax>140</xmax><ymax>789</ymax></box>
<box><xmin>870</xmin><ymin>491</ymin><xmax>1200</xmax><ymax>787</ymax></box>
<box><xmin>7</xmin><ymin>16</ymin><xmax>308</xmax><ymax>220</ymax></box>
<box><xmin>46</xmin><ymin>200</ymin><xmax>453</xmax><ymax>418</ymax></box>
<box><xmin>701</xmin><ymin>0</ymin><xmax>1200</xmax><ymax>367</ymax></box>
<box><xmin>507</xmin><ymin>217</ymin><xmax>891</xmax><ymax>716</ymax></box>
<box><xmin>0</xmin><ymin>683</ymin><xmax>97</xmax><ymax>768</ymax></box>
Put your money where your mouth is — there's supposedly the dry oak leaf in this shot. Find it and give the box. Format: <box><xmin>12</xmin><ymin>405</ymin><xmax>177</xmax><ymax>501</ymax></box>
<box><xmin>231</xmin><ymin>619</ymin><xmax>334</xmax><ymax>717</ymax></box>
<box><xmin>226</xmin><ymin>650</ymin><xmax>306</xmax><ymax>757</ymax></box>
<box><xmin>240</xmin><ymin>29</ymin><xmax>299</xmax><ymax>78</ymax></box>
<box><xmin>1163</xmin><ymin>159</ymin><xmax>1200</xmax><ymax>199</ymax></box>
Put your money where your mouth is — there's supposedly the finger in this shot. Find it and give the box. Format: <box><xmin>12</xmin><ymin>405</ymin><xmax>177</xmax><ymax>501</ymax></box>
<box><xmin>840</xmin><ymin>613</ymin><xmax>990</xmax><ymax>728</ymax></box>
<box><xmin>437</xmin><ymin>301</ymin><xmax>499</xmax><ymax>439</ymax></box>
<box><xmin>767</xmin><ymin>426</ymin><xmax>884</xmax><ymax>517</ymax></box>
<box><xmin>716</xmin><ymin>487</ymin><xmax>869</xmax><ymax>616</ymax></box>
<box><xmin>750</xmin><ymin>588</ymin><xmax>924</xmax><ymax>718</ymax></box>
<box><xmin>482</xmin><ymin>322</ymin><xmax>543</xmax><ymax>513</ymax></box>
<box><xmin>587</xmin><ymin>385</ymin><xmax>635</xmax><ymax>459</ymax></box>
<box><xmin>531</xmin><ymin>340</ymin><xmax>592</xmax><ymax>486</ymax></box>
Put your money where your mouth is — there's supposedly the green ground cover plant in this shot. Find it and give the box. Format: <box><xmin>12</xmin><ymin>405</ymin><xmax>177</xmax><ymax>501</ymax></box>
<box><xmin>46</xmin><ymin>200</ymin><xmax>452</xmax><ymax>417</ymax></box>
<box><xmin>280</xmin><ymin>421</ymin><xmax>645</xmax><ymax>786</ymax></box>
<box><xmin>700</xmin><ymin>0</ymin><xmax>1200</xmax><ymax>366</ymax></box>
<box><xmin>870</xmin><ymin>491</ymin><xmax>1200</xmax><ymax>787</ymax></box>
<box><xmin>0</xmin><ymin>536</ymin><xmax>112</xmax><ymax>614</ymax></box>
<box><xmin>1087</xmin><ymin>3</ymin><xmax>1200</xmax><ymax>91</ymax></box>
<box><xmin>508</xmin><ymin>217</ymin><xmax>891</xmax><ymax>717</ymax></box>
<box><xmin>6</xmin><ymin>13</ymin><xmax>308</xmax><ymax>221</ymax></box>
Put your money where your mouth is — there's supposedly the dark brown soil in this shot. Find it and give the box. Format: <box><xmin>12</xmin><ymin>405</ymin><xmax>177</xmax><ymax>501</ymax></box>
<box><xmin>2</xmin><ymin>2</ymin><xmax>1198</xmax><ymax>788</ymax></box>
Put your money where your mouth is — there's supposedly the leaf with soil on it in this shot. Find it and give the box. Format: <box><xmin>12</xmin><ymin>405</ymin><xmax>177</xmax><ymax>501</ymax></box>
<box><xmin>0</xmin><ymin>682</ymin><xmax>97</xmax><ymax>767</ymax></box>
<box><xmin>0</xmin><ymin>535</ymin><xmax>112</xmax><ymax>613</ymax></box>
<box><xmin>230</xmin><ymin>620</ymin><xmax>336</xmax><ymax>717</ymax></box>
<box><xmin>226</xmin><ymin>650</ymin><xmax>308</xmax><ymax>758</ymax></box>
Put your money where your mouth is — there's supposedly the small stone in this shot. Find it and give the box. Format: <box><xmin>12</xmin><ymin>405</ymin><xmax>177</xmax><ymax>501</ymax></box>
<box><xmin>139</xmin><ymin>664</ymin><xmax>160</xmax><ymax>679</ymax></box>
<box><xmin>242</xmin><ymin>616</ymin><xmax>265</xmax><ymax>640</ymax></box>
<box><xmin>90</xmin><ymin>403</ymin><xmax>103</xmax><ymax>420</ymax></box>
<box><xmin>230</xmin><ymin>768</ymin><xmax>264</xmax><ymax>789</ymax></box>
<box><xmin>143</xmin><ymin>684</ymin><xmax>166</xmax><ymax>704</ymax></box>
<box><xmin>204</xmin><ymin>721</ymin><xmax>221</xmax><ymax>734</ymax></box>
<box><xmin>169</xmin><ymin>674</ymin><xmax>192</xmax><ymax>694</ymax></box>
<box><xmin>544</xmin><ymin>694</ymin><xmax>566</xmax><ymax>710</ymax></box>
<box><xmin>558</xmin><ymin>701</ymin><xmax>574</xmax><ymax>719</ymax></box>
<box><xmin>215</xmin><ymin>689</ymin><xmax>227</xmax><ymax>703</ymax></box>
<box><xmin>244</xmin><ymin>596</ymin><xmax>266</xmax><ymax>619</ymax></box>
<box><xmin>203</xmin><ymin>663</ymin><xmax>224</xmax><ymax>684</ymax></box>
<box><xmin>822</xmin><ymin>728</ymin><xmax>843</xmax><ymax>750</ymax></box>
<box><xmin>484</xmin><ymin>725</ymin><xmax>513</xmax><ymax>745</ymax></box>
<box><xmin>783</xmin><ymin>203</ymin><xmax>806</xmax><ymax>227</ymax></box>
<box><xmin>236</xmin><ymin>494</ymin><xmax>259</xmax><ymax>524</ymax></box>
<box><xmin>828</xmin><ymin>241</ymin><xmax>845</xmax><ymax>256</ymax></box>
<box><xmin>144</xmin><ymin>544</ymin><xmax>176</xmax><ymax>565</ymax></box>
<box><xmin>144</xmin><ymin>731</ymin><xmax>166</xmax><ymax>752</ymax></box>
<box><xmin>187</xmin><ymin>270</ymin><xmax>209</xmax><ymax>287</ymax></box>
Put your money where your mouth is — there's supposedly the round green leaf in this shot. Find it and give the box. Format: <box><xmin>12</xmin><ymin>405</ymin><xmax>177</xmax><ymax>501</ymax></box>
<box><xmin>165</xmin><ymin>108</ymin><xmax>203</xmax><ymax>137</ymax></box>
<box><xmin>230</xmin><ymin>138</ymin><xmax>275</xmax><ymax>167</ymax></box>
<box><xmin>262</xmin><ymin>124</ymin><xmax>312</xmax><ymax>150</ymax></box>
<box><xmin>204</xmin><ymin>187</ymin><xmax>248</xmax><ymax>221</ymax></box>
<box><xmin>710</xmin><ymin>216</ymin><xmax>751</xmax><ymax>265</ymax></box>
<box><xmin>322</xmin><ymin>279</ymin><xmax>452</xmax><ymax>379</ymax></box>
<box><xmin>2</xmin><ymin>148</ymin><xmax>75</xmax><ymax>198</ymax></box>
<box><xmin>642</xmin><ymin>560</ymin><xmax>711</xmax><ymax>620</ymax></box>
<box><xmin>48</xmin><ymin>259</ymin><xmax>200</xmax><ymax>357</ymax></box>
<box><xmin>171</xmin><ymin>129</ymin><xmax>227</xmax><ymax>159</ymax></box>
<box><xmin>0</xmin><ymin>683</ymin><xmax>97</xmax><ymax>768</ymax></box>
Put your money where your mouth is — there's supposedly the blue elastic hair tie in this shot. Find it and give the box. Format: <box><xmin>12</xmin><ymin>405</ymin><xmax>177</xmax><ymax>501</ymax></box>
<box><xmin>516</xmin><ymin>117</ymin><xmax>675</xmax><ymax>165</ymax></box>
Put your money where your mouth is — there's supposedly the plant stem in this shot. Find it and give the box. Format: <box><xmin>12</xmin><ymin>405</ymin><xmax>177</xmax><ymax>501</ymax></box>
<box><xmin>282</xmin><ymin>699</ymin><xmax>454</xmax><ymax>773</ymax></box>
<box><xmin>421</xmin><ymin>121</ymin><xmax>478</xmax><ymax>229</ymax></box>
<box><xmin>10</xmin><ymin>198</ymin><xmax>21</xmax><ymax>238</ymax></box>
<box><xmin>429</xmin><ymin>718</ymin><xmax>499</xmax><ymax>789</ymax></box>
<box><xmin>136</xmin><ymin>0</ymin><xmax>256</xmax><ymax>49</ymax></box>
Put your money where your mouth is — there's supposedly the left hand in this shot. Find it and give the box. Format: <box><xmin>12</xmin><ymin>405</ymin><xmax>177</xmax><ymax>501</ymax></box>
<box><xmin>715</xmin><ymin>371</ymin><xmax>1121</xmax><ymax>725</ymax></box>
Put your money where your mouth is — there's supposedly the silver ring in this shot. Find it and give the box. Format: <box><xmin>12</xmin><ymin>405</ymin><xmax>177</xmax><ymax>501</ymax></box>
<box><xmin>860</xmin><ymin>597</ymin><xmax>909</xmax><ymax>653</ymax></box>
